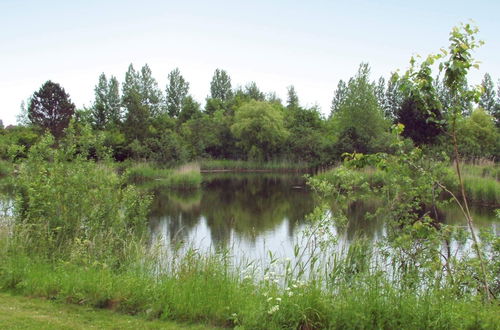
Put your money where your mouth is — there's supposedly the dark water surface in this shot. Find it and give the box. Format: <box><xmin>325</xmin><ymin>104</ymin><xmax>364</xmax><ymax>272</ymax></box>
<box><xmin>148</xmin><ymin>173</ymin><xmax>499</xmax><ymax>260</ymax></box>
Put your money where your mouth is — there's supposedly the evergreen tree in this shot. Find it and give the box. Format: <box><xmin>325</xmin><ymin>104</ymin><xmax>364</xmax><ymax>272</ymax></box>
<box><xmin>286</xmin><ymin>85</ymin><xmax>299</xmax><ymax>109</ymax></box>
<box><xmin>28</xmin><ymin>81</ymin><xmax>75</xmax><ymax>138</ymax></box>
<box><xmin>210</xmin><ymin>69</ymin><xmax>233</xmax><ymax>101</ymax></box>
<box><xmin>166</xmin><ymin>68</ymin><xmax>189</xmax><ymax>118</ymax></box>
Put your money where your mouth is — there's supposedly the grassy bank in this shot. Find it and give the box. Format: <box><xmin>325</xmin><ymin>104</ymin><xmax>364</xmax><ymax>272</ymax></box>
<box><xmin>0</xmin><ymin>292</ymin><xmax>213</xmax><ymax>329</ymax></box>
<box><xmin>200</xmin><ymin>159</ymin><xmax>311</xmax><ymax>172</ymax></box>
<box><xmin>125</xmin><ymin>162</ymin><xmax>202</xmax><ymax>189</ymax></box>
<box><xmin>461</xmin><ymin>162</ymin><xmax>500</xmax><ymax>206</ymax></box>
<box><xmin>1</xmin><ymin>250</ymin><xmax>499</xmax><ymax>329</ymax></box>
<box><xmin>315</xmin><ymin>162</ymin><xmax>499</xmax><ymax>206</ymax></box>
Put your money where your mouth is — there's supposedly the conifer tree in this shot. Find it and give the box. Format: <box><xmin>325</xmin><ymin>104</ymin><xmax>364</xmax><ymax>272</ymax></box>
<box><xmin>28</xmin><ymin>80</ymin><xmax>75</xmax><ymax>138</ymax></box>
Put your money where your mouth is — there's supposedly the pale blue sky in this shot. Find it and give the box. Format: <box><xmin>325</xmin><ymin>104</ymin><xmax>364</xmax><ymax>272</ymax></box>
<box><xmin>1</xmin><ymin>0</ymin><xmax>499</xmax><ymax>125</ymax></box>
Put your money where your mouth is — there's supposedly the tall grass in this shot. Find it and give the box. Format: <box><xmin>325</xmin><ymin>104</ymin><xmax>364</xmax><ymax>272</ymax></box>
<box><xmin>0</xmin><ymin>160</ymin><xmax>12</xmax><ymax>178</ymax></box>
<box><xmin>460</xmin><ymin>161</ymin><xmax>499</xmax><ymax>206</ymax></box>
<box><xmin>200</xmin><ymin>159</ymin><xmax>310</xmax><ymax>172</ymax></box>
<box><xmin>315</xmin><ymin>163</ymin><xmax>499</xmax><ymax>206</ymax></box>
<box><xmin>125</xmin><ymin>162</ymin><xmax>202</xmax><ymax>190</ymax></box>
<box><xmin>1</xmin><ymin>243</ymin><xmax>498</xmax><ymax>329</ymax></box>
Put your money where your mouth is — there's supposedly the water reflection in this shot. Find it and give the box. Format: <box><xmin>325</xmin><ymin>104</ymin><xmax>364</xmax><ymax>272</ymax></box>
<box><xmin>149</xmin><ymin>173</ymin><xmax>316</xmax><ymax>255</ymax></box>
<box><xmin>146</xmin><ymin>173</ymin><xmax>497</xmax><ymax>259</ymax></box>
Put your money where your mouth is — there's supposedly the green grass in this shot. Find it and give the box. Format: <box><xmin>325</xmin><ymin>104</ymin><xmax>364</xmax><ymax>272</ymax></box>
<box><xmin>0</xmin><ymin>160</ymin><xmax>12</xmax><ymax>178</ymax></box>
<box><xmin>199</xmin><ymin>159</ymin><xmax>310</xmax><ymax>172</ymax></box>
<box><xmin>0</xmin><ymin>292</ymin><xmax>214</xmax><ymax>329</ymax></box>
<box><xmin>461</xmin><ymin>161</ymin><xmax>500</xmax><ymax>181</ymax></box>
<box><xmin>459</xmin><ymin>161</ymin><xmax>500</xmax><ymax>205</ymax></box>
<box><xmin>463</xmin><ymin>175</ymin><xmax>500</xmax><ymax>205</ymax></box>
<box><xmin>1</xmin><ymin>251</ymin><xmax>499</xmax><ymax>329</ymax></box>
<box><xmin>314</xmin><ymin>163</ymin><xmax>499</xmax><ymax>206</ymax></box>
<box><xmin>125</xmin><ymin>162</ymin><xmax>202</xmax><ymax>189</ymax></box>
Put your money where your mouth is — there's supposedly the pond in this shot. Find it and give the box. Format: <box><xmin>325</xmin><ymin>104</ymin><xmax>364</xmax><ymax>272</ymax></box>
<box><xmin>148</xmin><ymin>173</ymin><xmax>499</xmax><ymax>261</ymax></box>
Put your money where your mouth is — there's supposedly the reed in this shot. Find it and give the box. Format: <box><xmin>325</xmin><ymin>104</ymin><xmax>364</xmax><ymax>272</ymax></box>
<box><xmin>125</xmin><ymin>162</ymin><xmax>202</xmax><ymax>190</ymax></box>
<box><xmin>200</xmin><ymin>159</ymin><xmax>310</xmax><ymax>172</ymax></box>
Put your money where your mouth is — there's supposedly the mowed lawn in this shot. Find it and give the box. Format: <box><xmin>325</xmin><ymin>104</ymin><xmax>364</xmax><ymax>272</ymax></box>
<box><xmin>0</xmin><ymin>293</ymin><xmax>215</xmax><ymax>330</ymax></box>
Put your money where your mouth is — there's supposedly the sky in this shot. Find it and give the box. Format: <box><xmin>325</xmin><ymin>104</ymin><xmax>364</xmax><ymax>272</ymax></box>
<box><xmin>1</xmin><ymin>0</ymin><xmax>499</xmax><ymax>126</ymax></box>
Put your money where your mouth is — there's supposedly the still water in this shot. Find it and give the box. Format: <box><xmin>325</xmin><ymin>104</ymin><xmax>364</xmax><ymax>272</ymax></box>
<box><xmin>148</xmin><ymin>173</ymin><xmax>499</xmax><ymax>260</ymax></box>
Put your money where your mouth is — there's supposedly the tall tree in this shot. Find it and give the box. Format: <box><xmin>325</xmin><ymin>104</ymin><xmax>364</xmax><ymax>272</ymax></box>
<box><xmin>28</xmin><ymin>81</ymin><xmax>75</xmax><ymax>138</ymax></box>
<box><xmin>139</xmin><ymin>64</ymin><xmax>163</xmax><ymax>117</ymax></box>
<box><xmin>385</xmin><ymin>74</ymin><xmax>403</xmax><ymax>121</ymax></box>
<box><xmin>266</xmin><ymin>91</ymin><xmax>282</xmax><ymax>105</ymax></box>
<box><xmin>166</xmin><ymin>68</ymin><xmax>189</xmax><ymax>118</ymax></box>
<box><xmin>17</xmin><ymin>100</ymin><xmax>31</xmax><ymax>126</ymax></box>
<box><xmin>496</xmin><ymin>79</ymin><xmax>500</xmax><ymax>127</ymax></box>
<box><xmin>374</xmin><ymin>77</ymin><xmax>387</xmax><ymax>114</ymax></box>
<box><xmin>92</xmin><ymin>74</ymin><xmax>122</xmax><ymax>129</ymax></box>
<box><xmin>331</xmin><ymin>63</ymin><xmax>389</xmax><ymax>154</ymax></box>
<box><xmin>478</xmin><ymin>73</ymin><xmax>497</xmax><ymax>115</ymax></box>
<box><xmin>107</xmin><ymin>76</ymin><xmax>121</xmax><ymax>126</ymax></box>
<box><xmin>396</xmin><ymin>96</ymin><xmax>443</xmax><ymax>145</ymax></box>
<box><xmin>92</xmin><ymin>73</ymin><xmax>108</xmax><ymax>129</ymax></box>
<box><xmin>210</xmin><ymin>69</ymin><xmax>233</xmax><ymax>101</ymax></box>
<box><xmin>286</xmin><ymin>85</ymin><xmax>299</xmax><ymax>109</ymax></box>
<box><xmin>122</xmin><ymin>64</ymin><xmax>148</xmax><ymax>141</ymax></box>
<box><xmin>330</xmin><ymin>79</ymin><xmax>347</xmax><ymax>118</ymax></box>
<box><xmin>244</xmin><ymin>82</ymin><xmax>265</xmax><ymax>101</ymax></box>
<box><xmin>178</xmin><ymin>95</ymin><xmax>201</xmax><ymax>124</ymax></box>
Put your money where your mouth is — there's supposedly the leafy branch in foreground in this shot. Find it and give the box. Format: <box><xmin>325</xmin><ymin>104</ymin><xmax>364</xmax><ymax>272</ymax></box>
<box><xmin>310</xmin><ymin>23</ymin><xmax>495</xmax><ymax>301</ymax></box>
<box><xmin>398</xmin><ymin>22</ymin><xmax>491</xmax><ymax>300</ymax></box>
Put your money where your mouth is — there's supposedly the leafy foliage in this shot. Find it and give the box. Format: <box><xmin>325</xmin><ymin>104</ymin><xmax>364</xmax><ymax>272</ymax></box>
<box><xmin>28</xmin><ymin>81</ymin><xmax>75</xmax><ymax>139</ymax></box>
<box><xmin>166</xmin><ymin>68</ymin><xmax>189</xmax><ymax>118</ymax></box>
<box><xmin>13</xmin><ymin>132</ymin><xmax>150</xmax><ymax>264</ymax></box>
<box><xmin>330</xmin><ymin>63</ymin><xmax>391</xmax><ymax>155</ymax></box>
<box><xmin>231</xmin><ymin>100</ymin><xmax>289</xmax><ymax>161</ymax></box>
<box><xmin>210</xmin><ymin>68</ymin><xmax>233</xmax><ymax>101</ymax></box>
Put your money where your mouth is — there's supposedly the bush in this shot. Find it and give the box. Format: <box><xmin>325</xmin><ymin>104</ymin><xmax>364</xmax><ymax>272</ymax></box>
<box><xmin>13</xmin><ymin>134</ymin><xmax>151</xmax><ymax>265</ymax></box>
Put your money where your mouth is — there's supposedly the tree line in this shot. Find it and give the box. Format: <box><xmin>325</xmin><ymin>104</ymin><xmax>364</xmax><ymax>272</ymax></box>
<box><xmin>2</xmin><ymin>63</ymin><xmax>499</xmax><ymax>165</ymax></box>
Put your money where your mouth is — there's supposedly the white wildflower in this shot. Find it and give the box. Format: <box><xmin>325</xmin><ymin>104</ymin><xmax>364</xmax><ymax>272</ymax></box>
<box><xmin>268</xmin><ymin>305</ymin><xmax>280</xmax><ymax>315</ymax></box>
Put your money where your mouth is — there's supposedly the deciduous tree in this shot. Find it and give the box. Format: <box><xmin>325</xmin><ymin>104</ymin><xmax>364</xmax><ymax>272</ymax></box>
<box><xmin>286</xmin><ymin>85</ymin><xmax>299</xmax><ymax>109</ymax></box>
<box><xmin>166</xmin><ymin>68</ymin><xmax>189</xmax><ymax>117</ymax></box>
<box><xmin>231</xmin><ymin>100</ymin><xmax>288</xmax><ymax>161</ymax></box>
<box><xmin>210</xmin><ymin>69</ymin><xmax>233</xmax><ymax>101</ymax></box>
